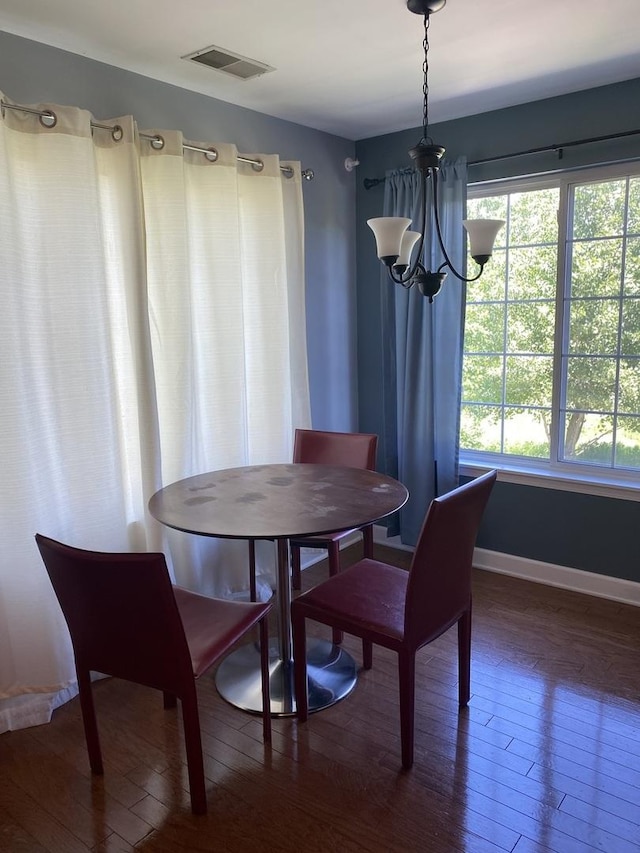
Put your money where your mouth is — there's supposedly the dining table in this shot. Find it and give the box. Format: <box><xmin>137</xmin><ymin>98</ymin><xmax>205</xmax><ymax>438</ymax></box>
<box><xmin>148</xmin><ymin>462</ymin><xmax>408</xmax><ymax>716</ymax></box>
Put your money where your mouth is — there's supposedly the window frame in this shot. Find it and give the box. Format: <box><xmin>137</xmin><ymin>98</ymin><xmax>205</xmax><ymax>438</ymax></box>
<box><xmin>461</xmin><ymin>159</ymin><xmax>640</xmax><ymax>501</ymax></box>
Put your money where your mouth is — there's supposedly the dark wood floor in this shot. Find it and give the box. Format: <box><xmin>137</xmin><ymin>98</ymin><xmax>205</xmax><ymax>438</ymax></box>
<box><xmin>1</xmin><ymin>544</ymin><xmax>639</xmax><ymax>852</ymax></box>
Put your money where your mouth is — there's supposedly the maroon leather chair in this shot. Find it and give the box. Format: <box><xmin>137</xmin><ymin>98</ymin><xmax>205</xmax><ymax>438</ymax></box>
<box><xmin>35</xmin><ymin>534</ymin><xmax>272</xmax><ymax>815</ymax></box>
<box><xmin>248</xmin><ymin>428</ymin><xmax>378</xmax><ymax>604</ymax></box>
<box><xmin>291</xmin><ymin>470</ymin><xmax>497</xmax><ymax>769</ymax></box>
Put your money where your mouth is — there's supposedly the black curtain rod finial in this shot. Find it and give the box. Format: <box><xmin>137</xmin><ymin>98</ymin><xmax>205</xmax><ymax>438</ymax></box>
<box><xmin>363</xmin><ymin>177</ymin><xmax>384</xmax><ymax>190</ymax></box>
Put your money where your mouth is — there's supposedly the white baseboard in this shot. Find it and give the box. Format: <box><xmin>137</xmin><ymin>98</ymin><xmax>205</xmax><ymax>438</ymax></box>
<box><xmin>301</xmin><ymin>525</ymin><xmax>640</xmax><ymax>608</ymax></box>
<box><xmin>375</xmin><ymin>525</ymin><xmax>640</xmax><ymax>608</ymax></box>
<box><xmin>473</xmin><ymin>547</ymin><xmax>640</xmax><ymax>608</ymax></box>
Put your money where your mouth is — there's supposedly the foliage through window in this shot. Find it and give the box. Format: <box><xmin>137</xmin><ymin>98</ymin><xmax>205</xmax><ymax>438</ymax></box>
<box><xmin>461</xmin><ymin>163</ymin><xmax>640</xmax><ymax>477</ymax></box>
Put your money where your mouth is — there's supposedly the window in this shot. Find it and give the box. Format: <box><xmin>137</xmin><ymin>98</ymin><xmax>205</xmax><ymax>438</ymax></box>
<box><xmin>461</xmin><ymin>162</ymin><xmax>640</xmax><ymax>484</ymax></box>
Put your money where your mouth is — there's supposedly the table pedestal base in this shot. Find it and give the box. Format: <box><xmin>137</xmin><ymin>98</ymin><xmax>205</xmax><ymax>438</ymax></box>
<box><xmin>215</xmin><ymin>637</ymin><xmax>357</xmax><ymax>717</ymax></box>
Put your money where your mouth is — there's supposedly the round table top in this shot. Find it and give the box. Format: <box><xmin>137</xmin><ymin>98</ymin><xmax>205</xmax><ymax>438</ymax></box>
<box><xmin>148</xmin><ymin>463</ymin><xmax>408</xmax><ymax>541</ymax></box>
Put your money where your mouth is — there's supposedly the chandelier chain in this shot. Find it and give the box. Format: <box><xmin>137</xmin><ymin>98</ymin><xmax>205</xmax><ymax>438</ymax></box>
<box><xmin>422</xmin><ymin>14</ymin><xmax>431</xmax><ymax>143</ymax></box>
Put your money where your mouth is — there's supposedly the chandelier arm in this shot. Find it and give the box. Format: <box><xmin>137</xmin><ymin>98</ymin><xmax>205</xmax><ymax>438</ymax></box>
<box><xmin>387</xmin><ymin>265</ymin><xmax>413</xmax><ymax>286</ymax></box>
<box><xmin>386</xmin><ymin>264</ymin><xmax>415</xmax><ymax>288</ymax></box>
<box><xmin>436</xmin><ymin>258</ymin><xmax>484</xmax><ymax>282</ymax></box>
<box><xmin>432</xmin><ymin>170</ymin><xmax>485</xmax><ymax>283</ymax></box>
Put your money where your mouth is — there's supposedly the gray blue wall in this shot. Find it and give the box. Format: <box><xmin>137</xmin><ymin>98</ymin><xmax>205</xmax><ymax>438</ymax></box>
<box><xmin>355</xmin><ymin>79</ymin><xmax>640</xmax><ymax>582</ymax></box>
<box><xmin>0</xmin><ymin>30</ymin><xmax>359</xmax><ymax>434</ymax></box>
<box><xmin>3</xmin><ymin>30</ymin><xmax>640</xmax><ymax>582</ymax></box>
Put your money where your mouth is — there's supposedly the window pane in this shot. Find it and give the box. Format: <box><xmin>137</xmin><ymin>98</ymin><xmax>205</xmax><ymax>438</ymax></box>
<box><xmin>627</xmin><ymin>177</ymin><xmax>640</xmax><ymax>234</ymax></box>
<box><xmin>469</xmin><ymin>249</ymin><xmax>506</xmax><ymax>302</ymax></box>
<box><xmin>570</xmin><ymin>238</ymin><xmax>623</xmax><ymax>298</ymax></box>
<box><xmin>460</xmin><ymin>404</ymin><xmax>502</xmax><ymax>452</ymax></box>
<box><xmin>509</xmin><ymin>189</ymin><xmax>559</xmax><ymax>245</ymax></box>
<box><xmin>624</xmin><ymin>237</ymin><xmax>640</xmax><ymax>296</ymax></box>
<box><xmin>573</xmin><ymin>180</ymin><xmax>626</xmax><ymax>239</ymax></box>
<box><xmin>462</xmin><ymin>185</ymin><xmax>558</xmax><ymax>459</ymax></box>
<box><xmin>506</xmin><ymin>355</ymin><xmax>553</xmax><ymax>406</ymax></box>
<box><xmin>618</xmin><ymin>358</ymin><xmax>640</xmax><ymax>415</ymax></box>
<box><xmin>462</xmin><ymin>355</ymin><xmax>503</xmax><ymax>403</ymax></box>
<box><xmin>506</xmin><ymin>303</ymin><xmax>555</xmax><ymax>354</ymax></box>
<box><xmin>565</xmin><ymin>356</ymin><xmax>616</xmax><ymax>411</ymax></box>
<box><xmin>615</xmin><ymin>415</ymin><xmax>640</xmax><ymax>467</ymax></box>
<box><xmin>568</xmin><ymin>298</ymin><xmax>620</xmax><ymax>354</ymax></box>
<box><xmin>464</xmin><ymin>303</ymin><xmax>505</xmax><ymax>353</ymax></box>
<box><xmin>503</xmin><ymin>408</ymin><xmax>550</xmax><ymax>458</ymax></box>
<box><xmin>562</xmin><ymin>413</ymin><xmax>614</xmax><ymax>465</ymax></box>
<box><xmin>508</xmin><ymin>245</ymin><xmax>557</xmax><ymax>300</ymax></box>
<box><xmin>467</xmin><ymin>195</ymin><xmax>508</xmax><ymax>226</ymax></box>
<box><xmin>621</xmin><ymin>299</ymin><xmax>640</xmax><ymax>354</ymax></box>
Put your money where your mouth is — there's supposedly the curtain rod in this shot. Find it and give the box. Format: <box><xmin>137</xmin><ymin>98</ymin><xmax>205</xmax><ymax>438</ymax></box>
<box><xmin>0</xmin><ymin>100</ymin><xmax>315</xmax><ymax>182</ymax></box>
<box><xmin>362</xmin><ymin>127</ymin><xmax>640</xmax><ymax>189</ymax></box>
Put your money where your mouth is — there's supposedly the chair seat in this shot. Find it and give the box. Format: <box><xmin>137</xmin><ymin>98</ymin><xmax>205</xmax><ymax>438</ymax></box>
<box><xmin>174</xmin><ymin>587</ymin><xmax>271</xmax><ymax>677</ymax></box>
<box><xmin>293</xmin><ymin>558</ymin><xmax>407</xmax><ymax>647</ymax></box>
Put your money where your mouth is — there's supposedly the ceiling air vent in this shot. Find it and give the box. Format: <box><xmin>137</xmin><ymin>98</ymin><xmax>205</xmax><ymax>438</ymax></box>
<box><xmin>183</xmin><ymin>45</ymin><xmax>275</xmax><ymax>80</ymax></box>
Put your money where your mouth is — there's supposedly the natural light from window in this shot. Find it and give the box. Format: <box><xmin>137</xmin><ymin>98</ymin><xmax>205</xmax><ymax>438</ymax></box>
<box><xmin>461</xmin><ymin>164</ymin><xmax>640</xmax><ymax>486</ymax></box>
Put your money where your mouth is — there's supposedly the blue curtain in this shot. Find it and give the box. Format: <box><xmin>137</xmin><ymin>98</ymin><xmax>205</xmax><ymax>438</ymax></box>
<box><xmin>380</xmin><ymin>159</ymin><xmax>467</xmax><ymax>545</ymax></box>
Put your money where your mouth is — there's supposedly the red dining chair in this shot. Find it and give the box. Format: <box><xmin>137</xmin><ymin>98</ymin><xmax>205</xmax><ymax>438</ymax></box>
<box><xmin>35</xmin><ymin>533</ymin><xmax>272</xmax><ymax>816</ymax></box>
<box><xmin>248</xmin><ymin>428</ymin><xmax>378</xmax><ymax>604</ymax></box>
<box><xmin>291</xmin><ymin>469</ymin><xmax>497</xmax><ymax>769</ymax></box>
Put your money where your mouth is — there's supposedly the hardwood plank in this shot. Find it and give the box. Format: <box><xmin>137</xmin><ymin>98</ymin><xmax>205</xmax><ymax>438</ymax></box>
<box><xmin>0</xmin><ymin>803</ymin><xmax>49</xmax><ymax>852</ymax></box>
<box><xmin>559</xmin><ymin>794</ymin><xmax>640</xmax><ymax>847</ymax></box>
<box><xmin>0</xmin><ymin>776</ymin><xmax>90</xmax><ymax>853</ymax></box>
<box><xmin>92</xmin><ymin>833</ymin><xmax>137</xmax><ymax>852</ymax></box>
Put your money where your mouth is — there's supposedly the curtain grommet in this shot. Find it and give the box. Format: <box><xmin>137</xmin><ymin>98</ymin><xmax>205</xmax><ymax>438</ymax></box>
<box><xmin>39</xmin><ymin>111</ymin><xmax>57</xmax><ymax>129</ymax></box>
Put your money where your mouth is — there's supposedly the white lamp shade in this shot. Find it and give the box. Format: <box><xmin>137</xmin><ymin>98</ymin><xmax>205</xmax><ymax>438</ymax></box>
<box><xmin>462</xmin><ymin>218</ymin><xmax>505</xmax><ymax>257</ymax></box>
<box><xmin>396</xmin><ymin>230</ymin><xmax>421</xmax><ymax>266</ymax></box>
<box><xmin>367</xmin><ymin>217</ymin><xmax>411</xmax><ymax>260</ymax></box>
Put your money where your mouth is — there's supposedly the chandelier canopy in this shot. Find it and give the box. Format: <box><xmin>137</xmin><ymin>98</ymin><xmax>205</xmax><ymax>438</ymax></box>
<box><xmin>367</xmin><ymin>0</ymin><xmax>504</xmax><ymax>302</ymax></box>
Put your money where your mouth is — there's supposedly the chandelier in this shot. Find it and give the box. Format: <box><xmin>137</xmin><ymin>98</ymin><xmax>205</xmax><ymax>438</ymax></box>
<box><xmin>367</xmin><ymin>0</ymin><xmax>504</xmax><ymax>302</ymax></box>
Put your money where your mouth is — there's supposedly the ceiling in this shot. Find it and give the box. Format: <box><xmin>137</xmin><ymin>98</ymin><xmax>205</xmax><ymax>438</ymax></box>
<box><xmin>1</xmin><ymin>0</ymin><xmax>639</xmax><ymax>141</ymax></box>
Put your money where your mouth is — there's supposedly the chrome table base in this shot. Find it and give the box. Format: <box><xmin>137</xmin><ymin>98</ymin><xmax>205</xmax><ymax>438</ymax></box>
<box><xmin>215</xmin><ymin>636</ymin><xmax>357</xmax><ymax>717</ymax></box>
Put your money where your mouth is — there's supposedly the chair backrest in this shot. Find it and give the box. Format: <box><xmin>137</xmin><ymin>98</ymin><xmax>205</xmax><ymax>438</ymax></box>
<box><xmin>404</xmin><ymin>470</ymin><xmax>497</xmax><ymax>649</ymax></box>
<box><xmin>293</xmin><ymin>428</ymin><xmax>378</xmax><ymax>470</ymax></box>
<box><xmin>35</xmin><ymin>534</ymin><xmax>193</xmax><ymax>695</ymax></box>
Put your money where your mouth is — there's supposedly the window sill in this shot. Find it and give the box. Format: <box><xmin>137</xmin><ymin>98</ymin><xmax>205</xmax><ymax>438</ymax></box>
<box><xmin>460</xmin><ymin>457</ymin><xmax>640</xmax><ymax>502</ymax></box>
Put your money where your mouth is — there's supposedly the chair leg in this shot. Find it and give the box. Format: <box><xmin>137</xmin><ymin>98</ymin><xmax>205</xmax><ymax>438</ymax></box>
<box><xmin>249</xmin><ymin>541</ymin><xmax>257</xmax><ymax>602</ymax></box>
<box><xmin>292</xmin><ymin>609</ymin><xmax>308</xmax><ymax>722</ymax></box>
<box><xmin>77</xmin><ymin>668</ymin><xmax>103</xmax><ymax>775</ymax></box>
<box><xmin>398</xmin><ymin>651</ymin><xmax>416</xmax><ymax>770</ymax></box>
<box><xmin>362</xmin><ymin>639</ymin><xmax>373</xmax><ymax>670</ymax></box>
<box><xmin>258</xmin><ymin>615</ymin><xmax>272</xmax><ymax>742</ymax></box>
<box><xmin>362</xmin><ymin>524</ymin><xmax>374</xmax><ymax>559</ymax></box>
<box><xmin>458</xmin><ymin>602</ymin><xmax>472</xmax><ymax>708</ymax></box>
<box><xmin>181</xmin><ymin>684</ymin><xmax>207</xmax><ymax>815</ymax></box>
<box><xmin>291</xmin><ymin>544</ymin><xmax>302</xmax><ymax>591</ymax></box>
<box><xmin>327</xmin><ymin>542</ymin><xmax>343</xmax><ymax>645</ymax></box>
<box><xmin>163</xmin><ymin>692</ymin><xmax>177</xmax><ymax>709</ymax></box>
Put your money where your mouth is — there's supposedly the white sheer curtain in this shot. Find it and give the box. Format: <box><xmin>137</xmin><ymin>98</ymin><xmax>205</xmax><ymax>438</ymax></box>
<box><xmin>0</xmin><ymin>95</ymin><xmax>310</xmax><ymax>732</ymax></box>
<box><xmin>140</xmin><ymin>132</ymin><xmax>309</xmax><ymax>597</ymax></box>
